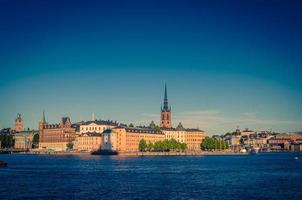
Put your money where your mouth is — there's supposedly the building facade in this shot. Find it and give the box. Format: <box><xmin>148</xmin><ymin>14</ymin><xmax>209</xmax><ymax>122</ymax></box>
<box><xmin>14</xmin><ymin>130</ymin><xmax>39</xmax><ymax>149</ymax></box>
<box><xmin>80</xmin><ymin>120</ymin><xmax>118</xmax><ymax>134</ymax></box>
<box><xmin>162</xmin><ymin>122</ymin><xmax>206</xmax><ymax>151</ymax></box>
<box><xmin>73</xmin><ymin>132</ymin><xmax>102</xmax><ymax>152</ymax></box>
<box><xmin>39</xmin><ymin>117</ymin><xmax>76</xmax><ymax>151</ymax></box>
<box><xmin>185</xmin><ymin>129</ymin><xmax>206</xmax><ymax>151</ymax></box>
<box><xmin>101</xmin><ymin>127</ymin><xmax>165</xmax><ymax>152</ymax></box>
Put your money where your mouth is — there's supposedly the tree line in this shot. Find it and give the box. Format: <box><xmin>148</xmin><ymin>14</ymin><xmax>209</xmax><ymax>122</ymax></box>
<box><xmin>139</xmin><ymin>138</ymin><xmax>187</xmax><ymax>152</ymax></box>
<box><xmin>200</xmin><ymin>137</ymin><xmax>229</xmax><ymax>150</ymax></box>
<box><xmin>0</xmin><ymin>134</ymin><xmax>14</xmax><ymax>148</ymax></box>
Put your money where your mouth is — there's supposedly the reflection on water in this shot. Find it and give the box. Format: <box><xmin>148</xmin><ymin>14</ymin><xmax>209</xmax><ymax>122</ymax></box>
<box><xmin>0</xmin><ymin>153</ymin><xmax>302</xmax><ymax>200</ymax></box>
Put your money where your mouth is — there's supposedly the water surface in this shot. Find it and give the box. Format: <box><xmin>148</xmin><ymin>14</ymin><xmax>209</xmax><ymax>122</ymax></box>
<box><xmin>1</xmin><ymin>153</ymin><xmax>301</xmax><ymax>200</ymax></box>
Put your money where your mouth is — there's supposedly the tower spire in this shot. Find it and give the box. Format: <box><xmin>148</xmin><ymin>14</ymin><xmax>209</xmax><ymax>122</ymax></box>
<box><xmin>92</xmin><ymin>112</ymin><xmax>95</xmax><ymax>121</ymax></box>
<box><xmin>163</xmin><ymin>83</ymin><xmax>169</xmax><ymax>111</ymax></box>
<box><xmin>42</xmin><ymin>111</ymin><xmax>46</xmax><ymax>123</ymax></box>
<box><xmin>160</xmin><ymin>83</ymin><xmax>172</xmax><ymax>128</ymax></box>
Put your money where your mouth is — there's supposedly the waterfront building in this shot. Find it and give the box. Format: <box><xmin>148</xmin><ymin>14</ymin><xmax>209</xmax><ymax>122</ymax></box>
<box><xmin>101</xmin><ymin>127</ymin><xmax>165</xmax><ymax>152</ymax></box>
<box><xmin>80</xmin><ymin>120</ymin><xmax>118</xmax><ymax>134</ymax></box>
<box><xmin>160</xmin><ymin>84</ymin><xmax>172</xmax><ymax>128</ymax></box>
<box><xmin>73</xmin><ymin>132</ymin><xmax>102</xmax><ymax>152</ymax></box>
<box><xmin>291</xmin><ymin>142</ymin><xmax>302</xmax><ymax>152</ymax></box>
<box><xmin>39</xmin><ymin>117</ymin><xmax>76</xmax><ymax>151</ymax></box>
<box><xmin>268</xmin><ymin>138</ymin><xmax>291</xmax><ymax>151</ymax></box>
<box><xmin>240</xmin><ymin>128</ymin><xmax>255</xmax><ymax>136</ymax></box>
<box><xmin>227</xmin><ymin>135</ymin><xmax>241</xmax><ymax>146</ymax></box>
<box><xmin>162</xmin><ymin>123</ymin><xmax>186</xmax><ymax>143</ymax></box>
<box><xmin>14</xmin><ymin>130</ymin><xmax>39</xmax><ymax>149</ymax></box>
<box><xmin>185</xmin><ymin>128</ymin><xmax>206</xmax><ymax>151</ymax></box>
<box><xmin>162</xmin><ymin>122</ymin><xmax>206</xmax><ymax>151</ymax></box>
<box><xmin>15</xmin><ymin>113</ymin><xmax>24</xmax><ymax>132</ymax></box>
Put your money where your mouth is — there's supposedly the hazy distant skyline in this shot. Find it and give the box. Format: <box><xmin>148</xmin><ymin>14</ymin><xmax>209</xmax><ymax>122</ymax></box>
<box><xmin>0</xmin><ymin>0</ymin><xmax>301</xmax><ymax>134</ymax></box>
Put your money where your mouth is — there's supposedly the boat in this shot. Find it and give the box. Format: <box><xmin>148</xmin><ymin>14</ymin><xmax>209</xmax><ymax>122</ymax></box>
<box><xmin>240</xmin><ymin>148</ymin><xmax>247</xmax><ymax>153</ymax></box>
<box><xmin>249</xmin><ymin>147</ymin><xmax>260</xmax><ymax>155</ymax></box>
<box><xmin>91</xmin><ymin>150</ymin><xmax>118</xmax><ymax>155</ymax></box>
<box><xmin>294</xmin><ymin>157</ymin><xmax>299</xmax><ymax>160</ymax></box>
<box><xmin>0</xmin><ymin>161</ymin><xmax>8</xmax><ymax>168</ymax></box>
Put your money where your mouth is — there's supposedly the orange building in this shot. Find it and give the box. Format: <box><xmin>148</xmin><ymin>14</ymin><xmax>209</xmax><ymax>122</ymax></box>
<box><xmin>73</xmin><ymin>132</ymin><xmax>102</xmax><ymax>152</ymax></box>
<box><xmin>39</xmin><ymin>117</ymin><xmax>76</xmax><ymax>151</ymax></box>
<box><xmin>185</xmin><ymin>129</ymin><xmax>206</xmax><ymax>151</ymax></box>
<box><xmin>101</xmin><ymin>127</ymin><xmax>165</xmax><ymax>152</ymax></box>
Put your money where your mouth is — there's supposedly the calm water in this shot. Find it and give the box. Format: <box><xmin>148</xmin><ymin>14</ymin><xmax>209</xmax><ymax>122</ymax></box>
<box><xmin>0</xmin><ymin>153</ymin><xmax>302</xmax><ymax>200</ymax></box>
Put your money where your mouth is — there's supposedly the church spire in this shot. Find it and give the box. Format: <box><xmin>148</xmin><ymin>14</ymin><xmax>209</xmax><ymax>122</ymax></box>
<box><xmin>163</xmin><ymin>83</ymin><xmax>170</xmax><ymax>111</ymax></box>
<box><xmin>160</xmin><ymin>83</ymin><xmax>172</xmax><ymax>128</ymax></box>
<box><xmin>42</xmin><ymin>111</ymin><xmax>46</xmax><ymax>123</ymax></box>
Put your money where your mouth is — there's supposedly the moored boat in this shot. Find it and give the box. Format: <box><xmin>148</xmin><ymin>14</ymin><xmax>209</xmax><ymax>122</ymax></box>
<box><xmin>249</xmin><ymin>147</ymin><xmax>260</xmax><ymax>154</ymax></box>
<box><xmin>91</xmin><ymin>150</ymin><xmax>118</xmax><ymax>155</ymax></box>
<box><xmin>0</xmin><ymin>161</ymin><xmax>8</xmax><ymax>168</ymax></box>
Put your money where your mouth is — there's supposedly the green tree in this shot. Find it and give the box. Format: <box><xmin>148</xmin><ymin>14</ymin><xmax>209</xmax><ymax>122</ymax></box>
<box><xmin>66</xmin><ymin>143</ymin><xmax>73</xmax><ymax>151</ymax></box>
<box><xmin>180</xmin><ymin>143</ymin><xmax>187</xmax><ymax>151</ymax></box>
<box><xmin>0</xmin><ymin>134</ymin><xmax>14</xmax><ymax>148</ymax></box>
<box><xmin>146</xmin><ymin>142</ymin><xmax>153</xmax><ymax>151</ymax></box>
<box><xmin>129</xmin><ymin>123</ymin><xmax>134</xmax><ymax>127</ymax></box>
<box><xmin>139</xmin><ymin>139</ymin><xmax>147</xmax><ymax>152</ymax></box>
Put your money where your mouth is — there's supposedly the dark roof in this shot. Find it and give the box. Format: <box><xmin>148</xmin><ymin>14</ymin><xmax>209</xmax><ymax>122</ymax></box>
<box><xmin>62</xmin><ymin>117</ymin><xmax>71</xmax><ymax>125</ymax></box>
<box><xmin>82</xmin><ymin>120</ymin><xmax>119</xmax><ymax>126</ymax></box>
<box><xmin>161</xmin><ymin>127</ymin><xmax>204</xmax><ymax>132</ymax></box>
<box><xmin>114</xmin><ymin>127</ymin><xmax>163</xmax><ymax>135</ymax></box>
<box><xmin>103</xmin><ymin>129</ymin><xmax>113</xmax><ymax>134</ymax></box>
<box><xmin>80</xmin><ymin>132</ymin><xmax>101</xmax><ymax>137</ymax></box>
<box><xmin>176</xmin><ymin>122</ymin><xmax>185</xmax><ymax>131</ymax></box>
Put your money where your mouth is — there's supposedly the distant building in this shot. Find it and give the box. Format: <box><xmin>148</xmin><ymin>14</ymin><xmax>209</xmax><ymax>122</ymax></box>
<box><xmin>73</xmin><ymin>132</ymin><xmax>102</xmax><ymax>152</ymax></box>
<box><xmin>268</xmin><ymin>138</ymin><xmax>291</xmax><ymax>151</ymax></box>
<box><xmin>291</xmin><ymin>142</ymin><xmax>302</xmax><ymax>152</ymax></box>
<box><xmin>101</xmin><ymin>127</ymin><xmax>165</xmax><ymax>152</ymax></box>
<box><xmin>14</xmin><ymin>130</ymin><xmax>39</xmax><ymax>149</ymax></box>
<box><xmin>160</xmin><ymin>84</ymin><xmax>172</xmax><ymax>128</ymax></box>
<box><xmin>162</xmin><ymin>123</ymin><xmax>186</xmax><ymax>143</ymax></box>
<box><xmin>15</xmin><ymin>113</ymin><xmax>23</xmax><ymax>132</ymax></box>
<box><xmin>80</xmin><ymin>120</ymin><xmax>118</xmax><ymax>134</ymax></box>
<box><xmin>162</xmin><ymin>122</ymin><xmax>206</xmax><ymax>151</ymax></box>
<box><xmin>39</xmin><ymin>117</ymin><xmax>76</xmax><ymax>151</ymax></box>
<box><xmin>240</xmin><ymin>128</ymin><xmax>255</xmax><ymax>136</ymax></box>
<box><xmin>186</xmin><ymin>129</ymin><xmax>206</xmax><ymax>151</ymax></box>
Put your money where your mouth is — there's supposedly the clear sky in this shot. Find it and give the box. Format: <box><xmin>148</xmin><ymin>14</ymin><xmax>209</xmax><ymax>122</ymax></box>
<box><xmin>0</xmin><ymin>0</ymin><xmax>301</xmax><ymax>134</ymax></box>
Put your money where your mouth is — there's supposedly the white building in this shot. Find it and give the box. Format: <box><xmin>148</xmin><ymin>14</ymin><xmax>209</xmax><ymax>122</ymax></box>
<box><xmin>80</xmin><ymin>120</ymin><xmax>118</xmax><ymax>134</ymax></box>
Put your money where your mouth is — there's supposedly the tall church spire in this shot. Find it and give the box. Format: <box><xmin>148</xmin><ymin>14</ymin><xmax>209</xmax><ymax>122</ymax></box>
<box><xmin>160</xmin><ymin>83</ymin><xmax>172</xmax><ymax>128</ymax></box>
<box><xmin>42</xmin><ymin>111</ymin><xmax>46</xmax><ymax>123</ymax></box>
<box><xmin>162</xmin><ymin>83</ymin><xmax>170</xmax><ymax>111</ymax></box>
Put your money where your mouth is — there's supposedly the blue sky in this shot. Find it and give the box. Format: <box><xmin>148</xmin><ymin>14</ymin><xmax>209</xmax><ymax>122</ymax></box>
<box><xmin>0</xmin><ymin>0</ymin><xmax>301</xmax><ymax>134</ymax></box>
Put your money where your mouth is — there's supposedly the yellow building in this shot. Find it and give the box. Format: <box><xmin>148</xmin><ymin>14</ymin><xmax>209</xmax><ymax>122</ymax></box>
<box><xmin>162</xmin><ymin>122</ymin><xmax>206</xmax><ymax>151</ymax></box>
<box><xmin>73</xmin><ymin>132</ymin><xmax>102</xmax><ymax>152</ymax></box>
<box><xmin>101</xmin><ymin>127</ymin><xmax>165</xmax><ymax>152</ymax></box>
<box><xmin>14</xmin><ymin>130</ymin><xmax>39</xmax><ymax>149</ymax></box>
<box><xmin>185</xmin><ymin>129</ymin><xmax>206</xmax><ymax>151</ymax></box>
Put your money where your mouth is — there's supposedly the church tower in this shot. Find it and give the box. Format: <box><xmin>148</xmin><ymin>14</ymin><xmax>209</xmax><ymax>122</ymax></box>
<box><xmin>160</xmin><ymin>84</ymin><xmax>172</xmax><ymax>128</ymax></box>
<box><xmin>15</xmin><ymin>113</ymin><xmax>23</xmax><ymax>132</ymax></box>
<box><xmin>39</xmin><ymin>111</ymin><xmax>47</xmax><ymax>131</ymax></box>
